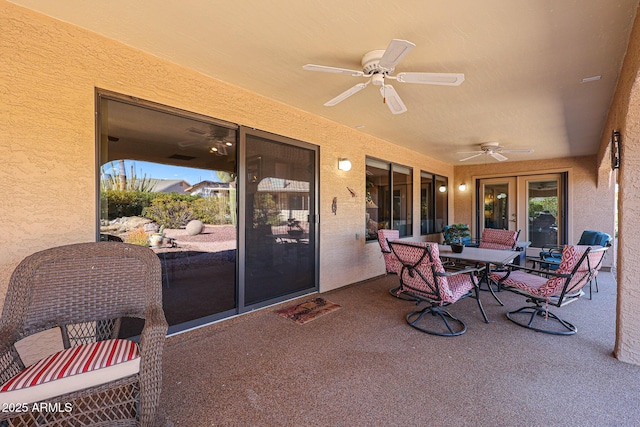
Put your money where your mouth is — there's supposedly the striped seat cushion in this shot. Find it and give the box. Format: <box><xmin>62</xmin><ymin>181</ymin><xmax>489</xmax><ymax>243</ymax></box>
<box><xmin>0</xmin><ymin>339</ymin><xmax>140</xmax><ymax>405</ymax></box>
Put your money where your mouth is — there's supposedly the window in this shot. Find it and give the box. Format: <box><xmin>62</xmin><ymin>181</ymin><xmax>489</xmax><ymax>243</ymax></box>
<box><xmin>420</xmin><ymin>171</ymin><xmax>448</xmax><ymax>235</ymax></box>
<box><xmin>366</xmin><ymin>158</ymin><xmax>413</xmax><ymax>241</ymax></box>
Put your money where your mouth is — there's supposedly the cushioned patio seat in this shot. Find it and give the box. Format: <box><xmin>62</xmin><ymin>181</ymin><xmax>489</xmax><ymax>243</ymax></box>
<box><xmin>1</xmin><ymin>339</ymin><xmax>140</xmax><ymax>405</ymax></box>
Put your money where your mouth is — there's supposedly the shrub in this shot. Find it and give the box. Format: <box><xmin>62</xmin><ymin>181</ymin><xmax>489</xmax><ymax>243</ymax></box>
<box><xmin>124</xmin><ymin>227</ymin><xmax>149</xmax><ymax>246</ymax></box>
<box><xmin>253</xmin><ymin>193</ymin><xmax>281</xmax><ymax>227</ymax></box>
<box><xmin>101</xmin><ymin>190</ymin><xmax>157</xmax><ymax>220</ymax></box>
<box><xmin>142</xmin><ymin>193</ymin><xmax>199</xmax><ymax>229</ymax></box>
<box><xmin>192</xmin><ymin>195</ymin><xmax>233</xmax><ymax>225</ymax></box>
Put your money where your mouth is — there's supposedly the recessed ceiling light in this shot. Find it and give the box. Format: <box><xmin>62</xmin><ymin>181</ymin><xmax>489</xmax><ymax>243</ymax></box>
<box><xmin>581</xmin><ymin>75</ymin><xmax>602</xmax><ymax>83</ymax></box>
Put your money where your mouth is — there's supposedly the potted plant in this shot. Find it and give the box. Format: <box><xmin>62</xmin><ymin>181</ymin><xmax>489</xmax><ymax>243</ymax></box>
<box><xmin>443</xmin><ymin>223</ymin><xmax>470</xmax><ymax>253</ymax></box>
<box><xmin>149</xmin><ymin>225</ymin><xmax>165</xmax><ymax>248</ymax></box>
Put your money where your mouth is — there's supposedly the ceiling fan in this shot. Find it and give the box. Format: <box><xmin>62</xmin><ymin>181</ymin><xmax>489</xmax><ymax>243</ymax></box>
<box><xmin>178</xmin><ymin>125</ymin><xmax>234</xmax><ymax>156</ymax></box>
<box><xmin>457</xmin><ymin>142</ymin><xmax>534</xmax><ymax>162</ymax></box>
<box><xmin>302</xmin><ymin>39</ymin><xmax>465</xmax><ymax>114</ymax></box>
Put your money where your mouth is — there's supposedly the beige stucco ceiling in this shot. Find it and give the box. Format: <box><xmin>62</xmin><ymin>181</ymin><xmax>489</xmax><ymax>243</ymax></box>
<box><xmin>9</xmin><ymin>0</ymin><xmax>639</xmax><ymax>164</ymax></box>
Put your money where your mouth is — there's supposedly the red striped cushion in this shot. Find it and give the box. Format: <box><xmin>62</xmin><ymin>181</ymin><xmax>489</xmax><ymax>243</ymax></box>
<box><xmin>2</xmin><ymin>339</ymin><xmax>139</xmax><ymax>392</ymax></box>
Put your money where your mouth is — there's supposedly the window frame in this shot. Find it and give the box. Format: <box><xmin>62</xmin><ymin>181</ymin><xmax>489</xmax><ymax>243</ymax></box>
<box><xmin>365</xmin><ymin>157</ymin><xmax>413</xmax><ymax>241</ymax></box>
<box><xmin>420</xmin><ymin>170</ymin><xmax>448</xmax><ymax>236</ymax></box>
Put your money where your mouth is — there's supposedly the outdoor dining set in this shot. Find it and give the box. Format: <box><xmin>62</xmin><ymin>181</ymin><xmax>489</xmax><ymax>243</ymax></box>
<box><xmin>377</xmin><ymin>227</ymin><xmax>611</xmax><ymax>337</ymax></box>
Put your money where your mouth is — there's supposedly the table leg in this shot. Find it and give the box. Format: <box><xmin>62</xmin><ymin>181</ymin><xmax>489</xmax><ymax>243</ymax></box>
<box><xmin>481</xmin><ymin>263</ymin><xmax>504</xmax><ymax>306</ymax></box>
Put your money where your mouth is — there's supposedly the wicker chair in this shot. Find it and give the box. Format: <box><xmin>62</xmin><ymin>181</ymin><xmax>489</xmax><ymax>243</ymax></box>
<box><xmin>0</xmin><ymin>242</ymin><xmax>168</xmax><ymax>426</ymax></box>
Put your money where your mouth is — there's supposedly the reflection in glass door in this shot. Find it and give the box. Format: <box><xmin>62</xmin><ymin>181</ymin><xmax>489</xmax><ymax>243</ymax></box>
<box><xmin>241</xmin><ymin>129</ymin><xmax>318</xmax><ymax>309</ymax></box>
<box><xmin>479</xmin><ymin>177</ymin><xmax>517</xmax><ymax>236</ymax></box>
<box><xmin>525</xmin><ymin>174</ymin><xmax>563</xmax><ymax>248</ymax></box>
<box><xmin>97</xmin><ymin>94</ymin><xmax>238</xmax><ymax>334</ymax></box>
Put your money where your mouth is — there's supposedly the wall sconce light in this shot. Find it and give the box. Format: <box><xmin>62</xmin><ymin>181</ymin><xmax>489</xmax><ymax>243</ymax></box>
<box><xmin>438</xmin><ymin>184</ymin><xmax>447</xmax><ymax>193</ymax></box>
<box><xmin>611</xmin><ymin>130</ymin><xmax>621</xmax><ymax>170</ymax></box>
<box><xmin>338</xmin><ymin>158</ymin><xmax>352</xmax><ymax>171</ymax></box>
<box><xmin>459</xmin><ymin>183</ymin><xmax>467</xmax><ymax>191</ymax></box>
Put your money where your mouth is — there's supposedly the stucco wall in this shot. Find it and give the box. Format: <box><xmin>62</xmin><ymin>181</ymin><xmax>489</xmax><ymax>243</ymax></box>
<box><xmin>0</xmin><ymin>2</ymin><xmax>453</xmax><ymax>303</ymax></box>
<box><xmin>602</xmin><ymin>5</ymin><xmax>640</xmax><ymax>365</ymax></box>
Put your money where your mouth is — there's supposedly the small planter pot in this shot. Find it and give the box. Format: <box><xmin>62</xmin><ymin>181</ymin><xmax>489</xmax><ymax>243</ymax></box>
<box><xmin>450</xmin><ymin>243</ymin><xmax>464</xmax><ymax>253</ymax></box>
<box><xmin>149</xmin><ymin>233</ymin><xmax>164</xmax><ymax>248</ymax></box>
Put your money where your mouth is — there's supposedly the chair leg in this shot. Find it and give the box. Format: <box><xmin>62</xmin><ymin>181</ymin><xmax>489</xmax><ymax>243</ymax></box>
<box><xmin>406</xmin><ymin>305</ymin><xmax>467</xmax><ymax>336</ymax></box>
<box><xmin>505</xmin><ymin>305</ymin><xmax>577</xmax><ymax>335</ymax></box>
<box><xmin>478</xmin><ymin>276</ymin><xmax>504</xmax><ymax>306</ymax></box>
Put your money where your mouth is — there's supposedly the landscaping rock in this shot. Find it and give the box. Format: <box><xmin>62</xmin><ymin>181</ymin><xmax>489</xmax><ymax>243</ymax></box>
<box><xmin>186</xmin><ymin>220</ymin><xmax>204</xmax><ymax>236</ymax></box>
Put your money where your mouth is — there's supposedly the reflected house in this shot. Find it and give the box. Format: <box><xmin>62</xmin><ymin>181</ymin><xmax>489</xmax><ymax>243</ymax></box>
<box><xmin>187</xmin><ymin>181</ymin><xmax>233</xmax><ymax>198</ymax></box>
<box><xmin>147</xmin><ymin>179</ymin><xmax>192</xmax><ymax>194</ymax></box>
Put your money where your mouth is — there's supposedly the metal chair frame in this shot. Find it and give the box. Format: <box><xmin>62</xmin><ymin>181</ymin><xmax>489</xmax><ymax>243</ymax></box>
<box><xmin>493</xmin><ymin>246</ymin><xmax>607</xmax><ymax>335</ymax></box>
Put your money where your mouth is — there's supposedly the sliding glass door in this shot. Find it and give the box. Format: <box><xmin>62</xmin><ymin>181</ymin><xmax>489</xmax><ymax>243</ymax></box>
<box><xmin>240</xmin><ymin>129</ymin><xmax>318</xmax><ymax>309</ymax></box>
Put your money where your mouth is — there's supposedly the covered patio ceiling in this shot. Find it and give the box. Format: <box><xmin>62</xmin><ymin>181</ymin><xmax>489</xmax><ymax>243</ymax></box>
<box><xmin>9</xmin><ymin>0</ymin><xmax>639</xmax><ymax>164</ymax></box>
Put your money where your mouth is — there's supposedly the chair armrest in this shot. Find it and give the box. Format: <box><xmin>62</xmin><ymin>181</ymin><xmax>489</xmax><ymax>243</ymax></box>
<box><xmin>138</xmin><ymin>305</ymin><xmax>168</xmax><ymax>427</ymax></box>
<box><xmin>499</xmin><ymin>263</ymin><xmax>571</xmax><ymax>279</ymax></box>
<box><xmin>139</xmin><ymin>305</ymin><xmax>168</xmax><ymax>353</ymax></box>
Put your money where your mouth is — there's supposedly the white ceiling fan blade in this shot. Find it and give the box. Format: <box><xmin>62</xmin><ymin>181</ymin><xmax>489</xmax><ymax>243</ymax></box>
<box><xmin>378</xmin><ymin>39</ymin><xmax>415</xmax><ymax>70</ymax></box>
<box><xmin>395</xmin><ymin>72</ymin><xmax>465</xmax><ymax>86</ymax></box>
<box><xmin>490</xmin><ymin>152</ymin><xmax>508</xmax><ymax>161</ymax></box>
<box><xmin>499</xmin><ymin>148</ymin><xmax>534</xmax><ymax>154</ymax></box>
<box><xmin>379</xmin><ymin>85</ymin><xmax>407</xmax><ymax>114</ymax></box>
<box><xmin>302</xmin><ymin>64</ymin><xmax>365</xmax><ymax>77</ymax></box>
<box><xmin>324</xmin><ymin>82</ymin><xmax>368</xmax><ymax>106</ymax></box>
<box><xmin>459</xmin><ymin>153</ymin><xmax>485</xmax><ymax>162</ymax></box>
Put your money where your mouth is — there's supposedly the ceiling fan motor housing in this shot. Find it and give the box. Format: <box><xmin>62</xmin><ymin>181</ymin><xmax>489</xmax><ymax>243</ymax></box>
<box><xmin>362</xmin><ymin>50</ymin><xmax>393</xmax><ymax>74</ymax></box>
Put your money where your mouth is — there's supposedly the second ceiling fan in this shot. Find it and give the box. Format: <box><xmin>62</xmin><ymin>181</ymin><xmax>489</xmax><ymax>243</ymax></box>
<box><xmin>303</xmin><ymin>39</ymin><xmax>465</xmax><ymax>114</ymax></box>
<box><xmin>457</xmin><ymin>142</ymin><xmax>534</xmax><ymax>162</ymax></box>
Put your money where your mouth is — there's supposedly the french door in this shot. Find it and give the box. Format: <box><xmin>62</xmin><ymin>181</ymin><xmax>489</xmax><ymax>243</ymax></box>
<box><xmin>477</xmin><ymin>174</ymin><xmax>566</xmax><ymax>249</ymax></box>
<box><xmin>478</xmin><ymin>177</ymin><xmax>517</xmax><ymax>237</ymax></box>
<box><xmin>520</xmin><ymin>173</ymin><xmax>565</xmax><ymax>249</ymax></box>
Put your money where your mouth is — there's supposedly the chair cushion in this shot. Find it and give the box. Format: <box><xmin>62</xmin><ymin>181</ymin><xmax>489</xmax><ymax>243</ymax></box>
<box><xmin>0</xmin><ymin>339</ymin><xmax>140</xmax><ymax>405</ymax></box>
<box><xmin>577</xmin><ymin>230</ymin><xmax>611</xmax><ymax>246</ymax></box>
<box><xmin>491</xmin><ymin>245</ymin><xmax>588</xmax><ymax>298</ymax></box>
<box><xmin>479</xmin><ymin>229</ymin><xmax>517</xmax><ymax>250</ymax></box>
<box><xmin>378</xmin><ymin>229</ymin><xmax>401</xmax><ymax>274</ymax></box>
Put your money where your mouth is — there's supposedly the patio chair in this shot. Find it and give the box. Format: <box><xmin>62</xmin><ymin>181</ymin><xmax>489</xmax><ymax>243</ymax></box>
<box><xmin>377</xmin><ymin>230</ymin><xmax>416</xmax><ymax>301</ymax></box>
<box><xmin>388</xmin><ymin>241</ymin><xmax>488</xmax><ymax>336</ymax></box>
<box><xmin>490</xmin><ymin>245</ymin><xmax>606</xmax><ymax>335</ymax></box>
<box><xmin>537</xmin><ymin>230</ymin><xmax>612</xmax><ymax>298</ymax></box>
<box><xmin>0</xmin><ymin>242</ymin><xmax>168</xmax><ymax>426</ymax></box>
<box><xmin>377</xmin><ymin>229</ymin><xmax>401</xmax><ymax>275</ymax></box>
<box><xmin>478</xmin><ymin>228</ymin><xmax>520</xmax><ymax>250</ymax></box>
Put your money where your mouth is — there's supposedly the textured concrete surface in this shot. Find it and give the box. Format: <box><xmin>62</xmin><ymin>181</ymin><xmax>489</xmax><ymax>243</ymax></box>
<box><xmin>161</xmin><ymin>271</ymin><xmax>640</xmax><ymax>426</ymax></box>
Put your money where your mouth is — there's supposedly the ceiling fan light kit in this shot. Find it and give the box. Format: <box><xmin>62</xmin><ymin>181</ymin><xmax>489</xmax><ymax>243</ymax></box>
<box><xmin>303</xmin><ymin>39</ymin><xmax>464</xmax><ymax>114</ymax></box>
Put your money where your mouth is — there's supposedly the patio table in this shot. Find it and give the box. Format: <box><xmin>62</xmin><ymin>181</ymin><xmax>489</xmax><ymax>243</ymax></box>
<box><xmin>438</xmin><ymin>245</ymin><xmax>520</xmax><ymax>306</ymax></box>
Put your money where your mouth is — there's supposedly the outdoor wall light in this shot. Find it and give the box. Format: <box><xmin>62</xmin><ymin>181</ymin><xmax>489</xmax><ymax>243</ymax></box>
<box><xmin>459</xmin><ymin>183</ymin><xmax>467</xmax><ymax>191</ymax></box>
<box><xmin>338</xmin><ymin>158</ymin><xmax>352</xmax><ymax>171</ymax></box>
<box><xmin>438</xmin><ymin>184</ymin><xmax>447</xmax><ymax>193</ymax></box>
